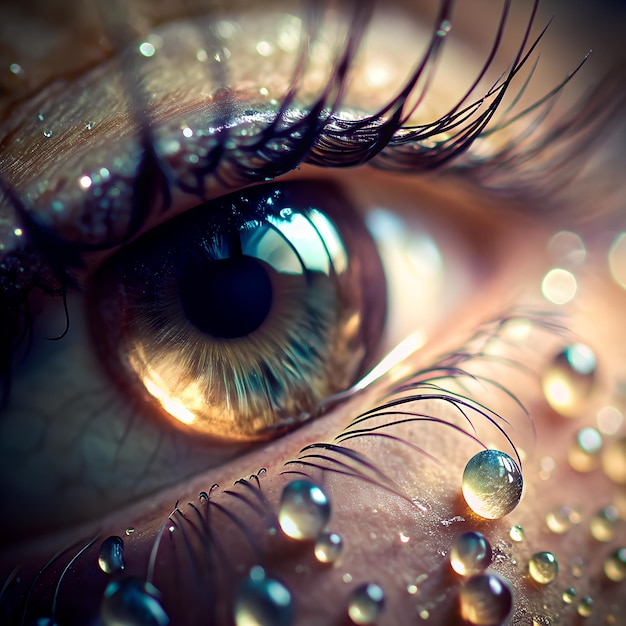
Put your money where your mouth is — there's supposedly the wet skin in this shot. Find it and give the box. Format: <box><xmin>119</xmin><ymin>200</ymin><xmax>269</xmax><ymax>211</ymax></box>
<box><xmin>1</xmin><ymin>1</ymin><xmax>626</xmax><ymax>624</ymax></box>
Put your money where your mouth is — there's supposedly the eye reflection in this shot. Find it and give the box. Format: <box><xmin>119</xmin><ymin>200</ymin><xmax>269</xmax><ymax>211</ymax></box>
<box><xmin>1</xmin><ymin>1</ymin><xmax>626</xmax><ymax>625</ymax></box>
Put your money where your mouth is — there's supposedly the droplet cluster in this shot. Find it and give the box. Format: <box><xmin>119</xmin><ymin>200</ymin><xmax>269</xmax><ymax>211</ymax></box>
<box><xmin>462</xmin><ymin>450</ymin><xmax>523</xmax><ymax>519</ymax></box>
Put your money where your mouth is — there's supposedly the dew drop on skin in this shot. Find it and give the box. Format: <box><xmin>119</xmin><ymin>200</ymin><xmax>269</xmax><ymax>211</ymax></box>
<box><xmin>461</xmin><ymin>450</ymin><xmax>523</xmax><ymax>519</ymax></box>
<box><xmin>234</xmin><ymin>566</ymin><xmax>294</xmax><ymax>626</ymax></box>
<box><xmin>449</xmin><ymin>531</ymin><xmax>492</xmax><ymax>576</ymax></box>
<box><xmin>98</xmin><ymin>536</ymin><xmax>125</xmax><ymax>574</ymax></box>
<box><xmin>457</xmin><ymin>573</ymin><xmax>512</xmax><ymax>626</ymax></box>
<box><xmin>541</xmin><ymin>343</ymin><xmax>596</xmax><ymax>418</ymax></box>
<box><xmin>100</xmin><ymin>578</ymin><xmax>169</xmax><ymax>626</ymax></box>
<box><xmin>528</xmin><ymin>551</ymin><xmax>559</xmax><ymax>585</ymax></box>
<box><xmin>347</xmin><ymin>583</ymin><xmax>385</xmax><ymax>625</ymax></box>
<box><xmin>278</xmin><ymin>480</ymin><xmax>330</xmax><ymax>541</ymax></box>
<box><xmin>314</xmin><ymin>531</ymin><xmax>343</xmax><ymax>564</ymax></box>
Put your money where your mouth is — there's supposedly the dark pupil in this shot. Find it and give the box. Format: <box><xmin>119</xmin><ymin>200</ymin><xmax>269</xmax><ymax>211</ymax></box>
<box><xmin>180</xmin><ymin>255</ymin><xmax>273</xmax><ymax>338</ymax></box>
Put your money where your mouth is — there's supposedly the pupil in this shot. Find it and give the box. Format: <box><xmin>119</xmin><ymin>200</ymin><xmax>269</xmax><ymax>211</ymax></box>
<box><xmin>180</xmin><ymin>255</ymin><xmax>273</xmax><ymax>338</ymax></box>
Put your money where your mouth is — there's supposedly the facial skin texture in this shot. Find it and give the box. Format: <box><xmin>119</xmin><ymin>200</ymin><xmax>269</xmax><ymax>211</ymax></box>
<box><xmin>1</xmin><ymin>1</ymin><xmax>626</xmax><ymax>625</ymax></box>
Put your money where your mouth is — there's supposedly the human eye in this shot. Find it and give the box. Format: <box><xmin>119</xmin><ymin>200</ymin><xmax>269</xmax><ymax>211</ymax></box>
<box><xmin>2</xmin><ymin>1</ymin><xmax>626</xmax><ymax>625</ymax></box>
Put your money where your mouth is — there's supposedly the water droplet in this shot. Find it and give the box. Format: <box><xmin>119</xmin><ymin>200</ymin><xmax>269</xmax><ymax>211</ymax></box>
<box><xmin>234</xmin><ymin>566</ymin><xmax>294</xmax><ymax>626</ymax></box>
<box><xmin>347</xmin><ymin>583</ymin><xmax>385</xmax><ymax>625</ymax></box>
<box><xmin>101</xmin><ymin>578</ymin><xmax>169</xmax><ymax>626</ymax></box>
<box><xmin>9</xmin><ymin>63</ymin><xmax>23</xmax><ymax>76</ymax></box>
<box><xmin>125</xmin><ymin>527</ymin><xmax>135</xmax><ymax>536</ymax></box>
<box><xmin>545</xmin><ymin>505</ymin><xmax>581</xmax><ymax>534</ymax></box>
<box><xmin>571</xmin><ymin>557</ymin><xmax>584</xmax><ymax>578</ymax></box>
<box><xmin>562</xmin><ymin>587</ymin><xmax>577</xmax><ymax>603</ymax></box>
<box><xmin>603</xmin><ymin>548</ymin><xmax>626</xmax><ymax>581</ymax></box>
<box><xmin>590</xmin><ymin>506</ymin><xmax>619</xmax><ymax>542</ymax></box>
<box><xmin>542</xmin><ymin>343</ymin><xmax>596</xmax><ymax>417</ymax></box>
<box><xmin>436</xmin><ymin>20</ymin><xmax>451</xmax><ymax>37</ymax></box>
<box><xmin>462</xmin><ymin>450</ymin><xmax>523</xmax><ymax>519</ymax></box>
<box><xmin>314</xmin><ymin>531</ymin><xmax>342</xmax><ymax>564</ymax></box>
<box><xmin>98</xmin><ymin>536</ymin><xmax>125</xmax><ymax>574</ymax></box>
<box><xmin>602</xmin><ymin>437</ymin><xmax>626</xmax><ymax>484</ymax></box>
<box><xmin>278</xmin><ymin>479</ymin><xmax>330</xmax><ymax>541</ymax></box>
<box><xmin>85</xmin><ymin>121</ymin><xmax>94</xmax><ymax>130</ymax></box>
<box><xmin>43</xmin><ymin>130</ymin><xmax>52</xmax><ymax>138</ymax></box>
<box><xmin>449</xmin><ymin>531</ymin><xmax>492</xmax><ymax>576</ymax></box>
<box><xmin>419</xmin><ymin>609</ymin><xmax>430</xmax><ymax>620</ymax></box>
<box><xmin>458</xmin><ymin>573</ymin><xmax>512</xmax><ymax>626</ymax></box>
<box><xmin>509</xmin><ymin>525</ymin><xmax>525</xmax><ymax>542</ymax></box>
<box><xmin>343</xmin><ymin>573</ymin><xmax>353</xmax><ymax>583</ymax></box>
<box><xmin>577</xmin><ymin>596</ymin><xmax>593</xmax><ymax>617</ymax></box>
<box><xmin>528</xmin><ymin>552</ymin><xmax>559</xmax><ymax>585</ymax></box>
<box><xmin>568</xmin><ymin>427</ymin><xmax>603</xmax><ymax>472</ymax></box>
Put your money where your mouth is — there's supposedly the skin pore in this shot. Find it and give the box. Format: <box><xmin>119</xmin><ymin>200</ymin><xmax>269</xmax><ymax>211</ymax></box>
<box><xmin>1</xmin><ymin>0</ymin><xmax>626</xmax><ymax>624</ymax></box>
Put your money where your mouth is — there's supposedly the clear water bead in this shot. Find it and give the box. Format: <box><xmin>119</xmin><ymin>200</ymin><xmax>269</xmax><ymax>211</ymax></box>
<box><xmin>458</xmin><ymin>573</ymin><xmax>513</xmax><ymax>626</ymax></box>
<box><xmin>602</xmin><ymin>437</ymin><xmax>626</xmax><ymax>484</ymax></box>
<box><xmin>528</xmin><ymin>551</ymin><xmax>559</xmax><ymax>585</ymax></box>
<box><xmin>449</xmin><ymin>531</ymin><xmax>492</xmax><ymax>576</ymax></box>
<box><xmin>100</xmin><ymin>578</ymin><xmax>169</xmax><ymax>626</ymax></box>
<box><xmin>279</xmin><ymin>480</ymin><xmax>330</xmax><ymax>541</ymax></box>
<box><xmin>562</xmin><ymin>587</ymin><xmax>577</xmax><ymax>604</ymax></box>
<box><xmin>314</xmin><ymin>531</ymin><xmax>343</xmax><ymax>564</ymax></box>
<box><xmin>347</xmin><ymin>583</ymin><xmax>385</xmax><ymax>625</ymax></box>
<box><xmin>589</xmin><ymin>506</ymin><xmax>619</xmax><ymax>542</ymax></box>
<box><xmin>234</xmin><ymin>566</ymin><xmax>294</xmax><ymax>626</ymax></box>
<box><xmin>577</xmin><ymin>596</ymin><xmax>593</xmax><ymax>617</ymax></box>
<box><xmin>603</xmin><ymin>548</ymin><xmax>626</xmax><ymax>582</ymax></box>
<box><xmin>509</xmin><ymin>525</ymin><xmax>525</xmax><ymax>542</ymax></box>
<box><xmin>542</xmin><ymin>343</ymin><xmax>596</xmax><ymax>417</ymax></box>
<box><xmin>462</xmin><ymin>450</ymin><xmax>523</xmax><ymax>519</ymax></box>
<box><xmin>98</xmin><ymin>536</ymin><xmax>125</xmax><ymax>574</ymax></box>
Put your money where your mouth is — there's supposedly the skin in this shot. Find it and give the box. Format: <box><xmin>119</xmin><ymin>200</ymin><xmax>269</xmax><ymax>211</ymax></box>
<box><xmin>1</xmin><ymin>0</ymin><xmax>626</xmax><ymax>624</ymax></box>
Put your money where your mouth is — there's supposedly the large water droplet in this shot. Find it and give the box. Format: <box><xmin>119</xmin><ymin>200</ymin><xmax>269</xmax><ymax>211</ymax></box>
<box><xmin>449</xmin><ymin>531</ymin><xmax>492</xmax><ymax>576</ymax></box>
<box><xmin>347</xmin><ymin>583</ymin><xmax>385</xmax><ymax>625</ymax></box>
<box><xmin>461</xmin><ymin>450</ymin><xmax>523</xmax><ymax>519</ymax></box>
<box><xmin>98</xmin><ymin>536</ymin><xmax>125</xmax><ymax>574</ymax></box>
<box><xmin>100</xmin><ymin>578</ymin><xmax>169</xmax><ymax>626</ymax></box>
<box><xmin>234</xmin><ymin>566</ymin><xmax>294</xmax><ymax>626</ymax></box>
<box><xmin>458</xmin><ymin>573</ymin><xmax>512</xmax><ymax>626</ymax></box>
<box><xmin>278</xmin><ymin>479</ymin><xmax>330</xmax><ymax>540</ymax></box>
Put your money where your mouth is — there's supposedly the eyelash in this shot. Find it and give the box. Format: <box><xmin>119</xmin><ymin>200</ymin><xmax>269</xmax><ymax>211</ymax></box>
<box><xmin>0</xmin><ymin>0</ymin><xmax>609</xmax><ymax>401</ymax></box>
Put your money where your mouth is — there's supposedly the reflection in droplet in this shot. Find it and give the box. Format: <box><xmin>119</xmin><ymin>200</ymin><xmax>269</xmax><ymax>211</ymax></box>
<box><xmin>449</xmin><ymin>531</ymin><xmax>492</xmax><ymax>576</ymax></box>
<box><xmin>100</xmin><ymin>578</ymin><xmax>169</xmax><ymax>626</ymax></box>
<box><xmin>347</xmin><ymin>583</ymin><xmax>385</xmax><ymax>625</ymax></box>
<box><xmin>528</xmin><ymin>552</ymin><xmax>559</xmax><ymax>585</ymax></box>
<box><xmin>234</xmin><ymin>566</ymin><xmax>294</xmax><ymax>626</ymax></box>
<box><xmin>98</xmin><ymin>536</ymin><xmax>125</xmax><ymax>574</ymax></box>
<box><xmin>314</xmin><ymin>531</ymin><xmax>343</xmax><ymax>564</ymax></box>
<box><xmin>542</xmin><ymin>343</ymin><xmax>596</xmax><ymax>417</ymax></box>
<box><xmin>462</xmin><ymin>450</ymin><xmax>523</xmax><ymax>519</ymax></box>
<box><xmin>458</xmin><ymin>573</ymin><xmax>512</xmax><ymax>626</ymax></box>
<box><xmin>279</xmin><ymin>480</ymin><xmax>330</xmax><ymax>541</ymax></box>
